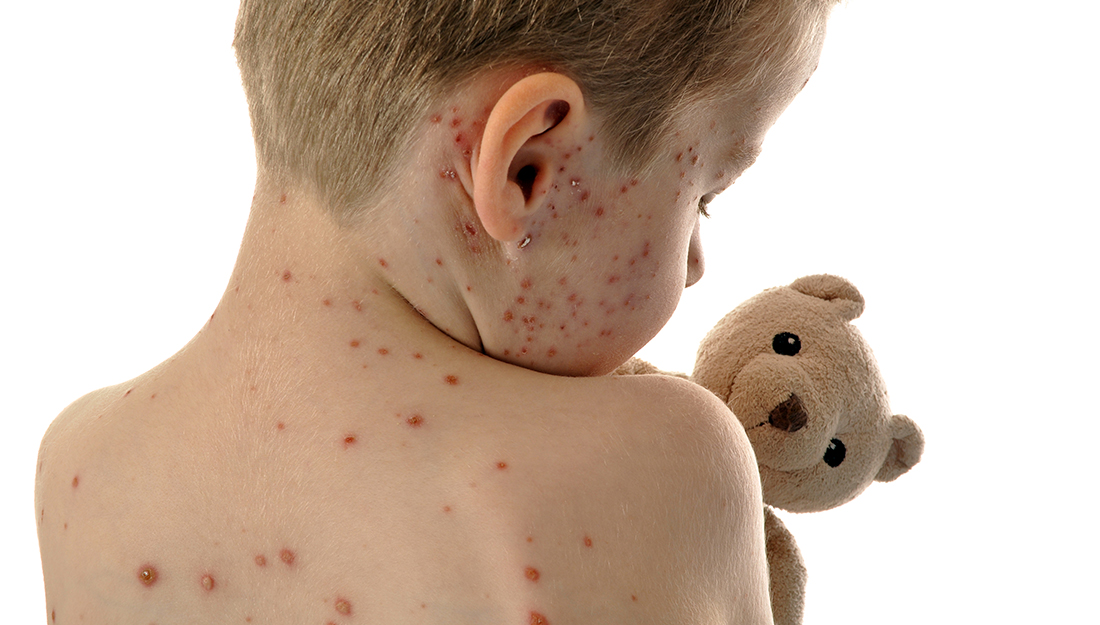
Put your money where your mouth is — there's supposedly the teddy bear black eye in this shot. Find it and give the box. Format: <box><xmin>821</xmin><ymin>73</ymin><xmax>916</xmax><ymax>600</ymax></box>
<box><xmin>823</xmin><ymin>438</ymin><xmax>846</xmax><ymax>468</ymax></box>
<box><xmin>772</xmin><ymin>332</ymin><xmax>801</xmax><ymax>356</ymax></box>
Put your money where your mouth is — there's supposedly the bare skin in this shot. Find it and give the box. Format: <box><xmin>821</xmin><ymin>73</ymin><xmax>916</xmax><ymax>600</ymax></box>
<box><xmin>36</xmin><ymin>35</ymin><xmax>822</xmax><ymax>625</ymax></box>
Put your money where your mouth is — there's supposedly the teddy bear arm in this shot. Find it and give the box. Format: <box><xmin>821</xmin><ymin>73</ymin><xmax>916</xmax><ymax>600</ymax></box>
<box><xmin>612</xmin><ymin>357</ymin><xmax>689</xmax><ymax>379</ymax></box>
<box><xmin>764</xmin><ymin>505</ymin><xmax>807</xmax><ymax>625</ymax></box>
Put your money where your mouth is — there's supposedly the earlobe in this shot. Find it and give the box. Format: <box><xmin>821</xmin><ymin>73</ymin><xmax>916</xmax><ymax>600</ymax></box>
<box><xmin>473</xmin><ymin>73</ymin><xmax>586</xmax><ymax>243</ymax></box>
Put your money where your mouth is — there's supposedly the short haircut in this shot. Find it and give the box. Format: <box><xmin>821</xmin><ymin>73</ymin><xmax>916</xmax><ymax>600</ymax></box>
<box><xmin>234</xmin><ymin>0</ymin><xmax>836</xmax><ymax>222</ymax></box>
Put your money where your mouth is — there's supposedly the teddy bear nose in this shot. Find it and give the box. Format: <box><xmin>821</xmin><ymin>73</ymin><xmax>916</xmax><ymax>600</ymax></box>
<box><xmin>769</xmin><ymin>393</ymin><xmax>808</xmax><ymax>432</ymax></box>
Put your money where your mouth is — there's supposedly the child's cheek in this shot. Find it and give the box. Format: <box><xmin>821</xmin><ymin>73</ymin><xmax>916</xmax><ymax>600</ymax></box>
<box><xmin>490</xmin><ymin>173</ymin><xmax>683</xmax><ymax>374</ymax></box>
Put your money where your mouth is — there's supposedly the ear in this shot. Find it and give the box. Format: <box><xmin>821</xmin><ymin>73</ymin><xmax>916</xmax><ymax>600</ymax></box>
<box><xmin>789</xmin><ymin>274</ymin><xmax>865</xmax><ymax>321</ymax></box>
<box><xmin>473</xmin><ymin>72</ymin><xmax>586</xmax><ymax>243</ymax></box>
<box><xmin>875</xmin><ymin>414</ymin><xmax>925</xmax><ymax>482</ymax></box>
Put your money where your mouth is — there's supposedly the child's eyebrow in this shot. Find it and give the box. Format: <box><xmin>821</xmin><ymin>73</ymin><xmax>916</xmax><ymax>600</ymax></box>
<box><xmin>721</xmin><ymin>143</ymin><xmax>763</xmax><ymax>176</ymax></box>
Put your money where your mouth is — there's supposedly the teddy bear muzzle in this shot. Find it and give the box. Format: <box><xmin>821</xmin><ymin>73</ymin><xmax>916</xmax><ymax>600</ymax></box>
<box><xmin>768</xmin><ymin>393</ymin><xmax>808</xmax><ymax>432</ymax></box>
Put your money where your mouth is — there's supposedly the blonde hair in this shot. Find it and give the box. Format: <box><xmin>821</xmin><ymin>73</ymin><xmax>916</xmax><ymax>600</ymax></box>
<box><xmin>234</xmin><ymin>0</ymin><xmax>836</xmax><ymax>221</ymax></box>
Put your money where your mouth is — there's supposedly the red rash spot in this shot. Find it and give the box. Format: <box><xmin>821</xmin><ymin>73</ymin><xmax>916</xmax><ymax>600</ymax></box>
<box><xmin>323</xmin><ymin>299</ymin><xmax>332</xmax><ymax>306</ymax></box>
<box><xmin>464</xmin><ymin>222</ymin><xmax>478</xmax><ymax>236</ymax></box>
<box><xmin>72</xmin><ymin>476</ymin><xmax>79</xmax><ymax>488</ymax></box>
<box><xmin>584</xmin><ymin>536</ymin><xmax>593</xmax><ymax>547</ymax></box>
<box><xmin>435</xmin><ymin>258</ymin><xmax>443</xmax><ymax>266</ymax></box>
<box><xmin>530</xmin><ymin>612</ymin><xmax>549</xmax><ymax>625</ymax></box>
<box><xmin>378</xmin><ymin>258</ymin><xmax>388</xmax><ymax>268</ymax></box>
<box><xmin>676</xmin><ymin>152</ymin><xmax>684</xmax><ymax>162</ymax></box>
<box><xmin>349</xmin><ymin>340</ymin><xmax>360</xmax><ymax>348</ymax></box>
<box><xmin>558</xmin><ymin>277</ymin><xmax>568</xmax><ymax>286</ymax></box>
<box><xmin>430</xmin><ymin>114</ymin><xmax>442</xmax><ymax>124</ymax></box>
<box><xmin>277</xmin><ymin>422</ymin><xmax>286</xmax><ymax>430</ymax></box>
<box><xmin>454</xmin><ymin>133</ymin><xmax>464</xmax><ymax>143</ymax></box>
<box><xmin>620</xmin><ymin>185</ymin><xmax>628</xmax><ymax>194</ymax></box>
<box><xmin>567</xmin><ymin>293</ymin><xmax>577</xmax><ymax>302</ymax></box>
<box><xmin>282</xmin><ymin>270</ymin><xmax>292</xmax><ymax>281</ymax></box>
<box><xmin>608</xmin><ymin>276</ymin><xmax>620</xmax><ymax>284</ymax></box>
<box><xmin>595</xmin><ymin>207</ymin><xmax>604</xmax><ymax>217</ymax></box>
<box><xmin>630</xmin><ymin>179</ymin><xmax>639</xmax><ymax>186</ymax></box>
<box><xmin>137</xmin><ymin>565</ymin><xmax>158</xmax><ymax>586</ymax></box>
<box><xmin>632</xmin><ymin>595</ymin><xmax>638</xmax><ymax>601</ymax></box>
<box><xmin>280</xmin><ymin>549</ymin><xmax>296</xmax><ymax>566</ymax></box>
<box><xmin>516</xmin><ymin>296</ymin><xmax>526</xmax><ymax>305</ymax></box>
<box><xmin>450</xmin><ymin>118</ymin><xmax>462</xmax><ymax>128</ymax></box>
<box><xmin>407</xmin><ymin>415</ymin><xmax>424</xmax><ymax>427</ymax></box>
<box><xmin>280</xmin><ymin>193</ymin><xmax>287</xmax><ymax>204</ymax></box>
<box><xmin>547</xmin><ymin>348</ymin><xmax>556</xmax><ymax>357</ymax></box>
<box><xmin>525</xmin><ymin>567</ymin><xmax>540</xmax><ymax>582</ymax></box>
<box><xmin>521</xmin><ymin>278</ymin><xmax>532</xmax><ymax>289</ymax></box>
<box><xmin>344</xmin><ymin>435</ymin><xmax>357</xmax><ymax>446</ymax></box>
<box><xmin>414</xmin><ymin>352</ymin><xmax>423</xmax><ymax>359</ymax></box>
<box><xmin>503</xmin><ymin>310</ymin><xmax>514</xmax><ymax>322</ymax></box>
<box><xmin>255</xmin><ymin>555</ymin><xmax>267</xmax><ymax>567</ymax></box>
<box><xmin>443</xmin><ymin>505</ymin><xmax>452</xmax><ymax>513</ymax></box>
<box><xmin>691</xmin><ymin>155</ymin><xmax>699</xmax><ymax>165</ymax></box>
<box><xmin>201</xmin><ymin>574</ymin><xmax>216</xmax><ymax>592</ymax></box>
<box><xmin>335</xmin><ymin>598</ymin><xmax>353</xmax><ymax>615</ymax></box>
<box><xmin>497</xmin><ymin>462</ymin><xmax>508</xmax><ymax>470</ymax></box>
<box><xmin>51</xmin><ymin>610</ymin><xmax>55</xmax><ymax>623</ymax></box>
<box><xmin>444</xmin><ymin>375</ymin><xmax>459</xmax><ymax>385</ymax></box>
<box><xmin>439</xmin><ymin>168</ymin><xmax>457</xmax><ymax>180</ymax></box>
<box><xmin>124</xmin><ymin>388</ymin><xmax>132</xmax><ymax>398</ymax></box>
<box><xmin>378</xmin><ymin>348</ymin><xmax>390</xmax><ymax>355</ymax></box>
<box><xmin>580</xmin><ymin>191</ymin><xmax>590</xmax><ymax>201</ymax></box>
<box><xmin>353</xmin><ymin>300</ymin><xmax>363</xmax><ymax>311</ymax></box>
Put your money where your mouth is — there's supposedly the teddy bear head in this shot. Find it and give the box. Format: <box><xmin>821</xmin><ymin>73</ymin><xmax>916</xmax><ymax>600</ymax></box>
<box><xmin>692</xmin><ymin>274</ymin><xmax>923</xmax><ymax>513</ymax></box>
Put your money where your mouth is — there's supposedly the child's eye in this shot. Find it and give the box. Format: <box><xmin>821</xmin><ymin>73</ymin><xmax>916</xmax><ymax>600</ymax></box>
<box><xmin>698</xmin><ymin>193</ymin><xmax>716</xmax><ymax>218</ymax></box>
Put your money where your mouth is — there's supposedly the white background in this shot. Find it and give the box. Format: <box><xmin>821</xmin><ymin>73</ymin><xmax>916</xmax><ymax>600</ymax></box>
<box><xmin>2</xmin><ymin>1</ymin><xmax>1097</xmax><ymax>622</ymax></box>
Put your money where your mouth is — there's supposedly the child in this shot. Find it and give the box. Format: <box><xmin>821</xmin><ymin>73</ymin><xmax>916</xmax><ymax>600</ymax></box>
<box><xmin>36</xmin><ymin>0</ymin><xmax>835</xmax><ymax>623</ymax></box>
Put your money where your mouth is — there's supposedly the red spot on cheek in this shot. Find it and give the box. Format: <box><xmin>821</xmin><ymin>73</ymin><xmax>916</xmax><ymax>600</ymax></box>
<box><xmin>444</xmin><ymin>375</ymin><xmax>459</xmax><ymax>385</ymax></box>
<box><xmin>584</xmin><ymin>536</ymin><xmax>593</xmax><ymax>547</ymax></box>
<box><xmin>323</xmin><ymin>299</ymin><xmax>332</xmax><ymax>306</ymax></box>
<box><xmin>349</xmin><ymin>340</ymin><xmax>360</xmax><ymax>348</ymax></box>
<box><xmin>335</xmin><ymin>598</ymin><xmax>353</xmax><ymax>615</ymax></box>
<box><xmin>280</xmin><ymin>549</ymin><xmax>296</xmax><ymax>566</ymax></box>
<box><xmin>282</xmin><ymin>270</ymin><xmax>292</xmax><ymax>282</ymax></box>
<box><xmin>201</xmin><ymin>574</ymin><xmax>216</xmax><ymax>591</ymax></box>
<box><xmin>378</xmin><ymin>258</ymin><xmax>389</xmax><ymax>268</ymax></box>
<box><xmin>344</xmin><ymin>435</ymin><xmax>357</xmax><ymax>447</ymax></box>
<box><xmin>353</xmin><ymin>300</ymin><xmax>363</xmax><ymax>312</ymax></box>
<box><xmin>580</xmin><ymin>191</ymin><xmax>590</xmax><ymax>201</ymax></box>
<box><xmin>608</xmin><ymin>275</ymin><xmax>620</xmax><ymax>284</ymax></box>
<box><xmin>450</xmin><ymin>117</ymin><xmax>462</xmax><ymax>128</ymax></box>
<box><xmin>530</xmin><ymin>612</ymin><xmax>550</xmax><ymax>625</ymax></box>
<box><xmin>280</xmin><ymin>193</ymin><xmax>287</xmax><ymax>204</ymax></box>
<box><xmin>497</xmin><ymin>462</ymin><xmax>508</xmax><ymax>470</ymax></box>
<box><xmin>255</xmin><ymin>555</ymin><xmax>267</xmax><ymax>567</ymax></box>
<box><xmin>521</xmin><ymin>278</ymin><xmax>532</xmax><ymax>289</ymax></box>
<box><xmin>137</xmin><ymin>565</ymin><xmax>158</xmax><ymax>586</ymax></box>
<box><xmin>413</xmin><ymin>352</ymin><xmax>423</xmax><ymax>359</ymax></box>
<box><xmin>407</xmin><ymin>414</ymin><xmax>424</xmax><ymax>427</ymax></box>
<box><xmin>430</xmin><ymin>114</ymin><xmax>442</xmax><ymax>124</ymax></box>
<box><xmin>277</xmin><ymin>422</ymin><xmax>286</xmax><ymax>431</ymax></box>
<box><xmin>71</xmin><ymin>476</ymin><xmax>79</xmax><ymax>488</ymax></box>
<box><xmin>503</xmin><ymin>310</ymin><xmax>514</xmax><ymax>322</ymax></box>
<box><xmin>595</xmin><ymin>206</ymin><xmax>604</xmax><ymax>217</ymax></box>
<box><xmin>525</xmin><ymin>567</ymin><xmax>540</xmax><ymax>582</ymax></box>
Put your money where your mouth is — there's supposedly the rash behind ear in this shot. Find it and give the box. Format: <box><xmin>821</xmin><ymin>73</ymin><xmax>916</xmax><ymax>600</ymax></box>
<box><xmin>473</xmin><ymin>73</ymin><xmax>585</xmax><ymax>243</ymax></box>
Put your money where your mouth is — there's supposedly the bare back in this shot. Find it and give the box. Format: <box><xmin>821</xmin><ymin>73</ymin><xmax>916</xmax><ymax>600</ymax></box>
<box><xmin>36</xmin><ymin>332</ymin><xmax>770</xmax><ymax>625</ymax></box>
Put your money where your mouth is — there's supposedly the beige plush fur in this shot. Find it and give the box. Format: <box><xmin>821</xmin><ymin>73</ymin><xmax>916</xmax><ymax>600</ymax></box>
<box><xmin>616</xmin><ymin>274</ymin><xmax>924</xmax><ymax>624</ymax></box>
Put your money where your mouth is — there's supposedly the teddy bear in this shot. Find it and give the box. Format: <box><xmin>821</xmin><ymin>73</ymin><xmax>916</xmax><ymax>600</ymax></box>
<box><xmin>617</xmin><ymin>274</ymin><xmax>924</xmax><ymax>625</ymax></box>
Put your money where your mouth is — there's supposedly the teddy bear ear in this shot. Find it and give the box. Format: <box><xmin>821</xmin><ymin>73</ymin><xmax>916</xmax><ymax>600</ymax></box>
<box><xmin>789</xmin><ymin>274</ymin><xmax>865</xmax><ymax>321</ymax></box>
<box><xmin>875</xmin><ymin>414</ymin><xmax>925</xmax><ymax>482</ymax></box>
